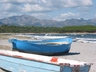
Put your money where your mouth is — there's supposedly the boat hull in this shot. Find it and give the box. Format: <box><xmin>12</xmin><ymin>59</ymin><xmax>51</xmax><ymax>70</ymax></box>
<box><xmin>10</xmin><ymin>38</ymin><xmax>72</xmax><ymax>55</ymax></box>
<box><xmin>0</xmin><ymin>55</ymin><xmax>91</xmax><ymax>72</ymax></box>
<box><xmin>0</xmin><ymin>50</ymin><xmax>92</xmax><ymax>72</ymax></box>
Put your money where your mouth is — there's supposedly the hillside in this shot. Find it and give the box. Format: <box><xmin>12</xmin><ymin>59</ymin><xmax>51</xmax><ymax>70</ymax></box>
<box><xmin>0</xmin><ymin>14</ymin><xmax>96</xmax><ymax>27</ymax></box>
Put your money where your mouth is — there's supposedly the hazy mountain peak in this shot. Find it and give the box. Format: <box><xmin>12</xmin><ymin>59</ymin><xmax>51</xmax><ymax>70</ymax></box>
<box><xmin>0</xmin><ymin>14</ymin><xmax>96</xmax><ymax>27</ymax></box>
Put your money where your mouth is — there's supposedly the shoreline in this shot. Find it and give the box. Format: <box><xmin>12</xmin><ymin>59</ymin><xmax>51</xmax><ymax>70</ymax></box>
<box><xmin>0</xmin><ymin>32</ymin><xmax>96</xmax><ymax>34</ymax></box>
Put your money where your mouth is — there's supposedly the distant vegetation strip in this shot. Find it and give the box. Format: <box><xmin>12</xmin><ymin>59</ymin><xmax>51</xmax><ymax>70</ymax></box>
<box><xmin>0</xmin><ymin>25</ymin><xmax>96</xmax><ymax>33</ymax></box>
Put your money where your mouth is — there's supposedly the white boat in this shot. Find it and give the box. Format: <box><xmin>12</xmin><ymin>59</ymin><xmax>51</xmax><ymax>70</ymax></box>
<box><xmin>14</xmin><ymin>34</ymin><xmax>68</xmax><ymax>40</ymax></box>
<box><xmin>0</xmin><ymin>50</ymin><xmax>92</xmax><ymax>72</ymax></box>
<box><xmin>74</xmin><ymin>38</ymin><xmax>96</xmax><ymax>43</ymax></box>
<box><xmin>31</xmin><ymin>34</ymin><xmax>68</xmax><ymax>40</ymax></box>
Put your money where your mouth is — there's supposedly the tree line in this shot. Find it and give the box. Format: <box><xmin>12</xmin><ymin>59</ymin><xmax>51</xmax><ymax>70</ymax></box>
<box><xmin>0</xmin><ymin>25</ymin><xmax>96</xmax><ymax>33</ymax></box>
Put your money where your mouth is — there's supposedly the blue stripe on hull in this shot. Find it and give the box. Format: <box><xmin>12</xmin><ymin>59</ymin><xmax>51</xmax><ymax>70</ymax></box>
<box><xmin>15</xmin><ymin>41</ymin><xmax>71</xmax><ymax>52</ymax></box>
<box><xmin>0</xmin><ymin>55</ymin><xmax>60</xmax><ymax>72</ymax></box>
<box><xmin>0</xmin><ymin>55</ymin><xmax>91</xmax><ymax>72</ymax></box>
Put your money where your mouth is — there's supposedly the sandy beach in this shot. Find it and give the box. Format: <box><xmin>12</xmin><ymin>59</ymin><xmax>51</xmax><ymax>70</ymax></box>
<box><xmin>0</xmin><ymin>36</ymin><xmax>96</xmax><ymax>72</ymax></box>
<box><xmin>56</xmin><ymin>42</ymin><xmax>96</xmax><ymax>72</ymax></box>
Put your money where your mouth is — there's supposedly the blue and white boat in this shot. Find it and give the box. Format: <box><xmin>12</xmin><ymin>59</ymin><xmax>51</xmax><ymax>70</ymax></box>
<box><xmin>9</xmin><ymin>38</ymin><xmax>73</xmax><ymax>55</ymax></box>
<box><xmin>0</xmin><ymin>50</ymin><xmax>92</xmax><ymax>72</ymax></box>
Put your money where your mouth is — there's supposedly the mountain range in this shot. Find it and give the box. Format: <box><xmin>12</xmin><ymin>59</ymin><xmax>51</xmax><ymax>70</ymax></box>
<box><xmin>0</xmin><ymin>14</ymin><xmax>96</xmax><ymax>27</ymax></box>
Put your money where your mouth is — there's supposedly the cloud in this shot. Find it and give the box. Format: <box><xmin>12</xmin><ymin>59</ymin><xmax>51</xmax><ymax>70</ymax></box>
<box><xmin>0</xmin><ymin>3</ymin><xmax>23</xmax><ymax>12</ymax></box>
<box><xmin>0</xmin><ymin>0</ymin><xmax>39</xmax><ymax>4</ymax></box>
<box><xmin>80</xmin><ymin>0</ymin><xmax>93</xmax><ymax>6</ymax></box>
<box><xmin>0</xmin><ymin>0</ymin><xmax>93</xmax><ymax>19</ymax></box>
<box><xmin>0</xmin><ymin>0</ymin><xmax>93</xmax><ymax>12</ymax></box>
<box><xmin>40</xmin><ymin>0</ymin><xmax>93</xmax><ymax>8</ymax></box>
<box><xmin>0</xmin><ymin>12</ymin><xmax>19</xmax><ymax>19</ymax></box>
<box><xmin>21</xmin><ymin>4</ymin><xmax>43</xmax><ymax>12</ymax></box>
<box><xmin>94</xmin><ymin>14</ymin><xmax>96</xmax><ymax>18</ymax></box>
<box><xmin>53</xmin><ymin>12</ymin><xmax>80</xmax><ymax>21</ymax></box>
<box><xmin>31</xmin><ymin>13</ymin><xmax>52</xmax><ymax>19</ymax></box>
<box><xmin>21</xmin><ymin>3</ymin><xmax>53</xmax><ymax>12</ymax></box>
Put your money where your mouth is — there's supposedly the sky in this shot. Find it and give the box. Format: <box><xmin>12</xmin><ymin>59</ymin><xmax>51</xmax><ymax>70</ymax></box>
<box><xmin>0</xmin><ymin>0</ymin><xmax>96</xmax><ymax>21</ymax></box>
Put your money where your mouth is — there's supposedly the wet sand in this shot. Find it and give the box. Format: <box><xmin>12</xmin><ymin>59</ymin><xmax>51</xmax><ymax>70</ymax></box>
<box><xmin>0</xmin><ymin>40</ymin><xmax>96</xmax><ymax>72</ymax></box>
